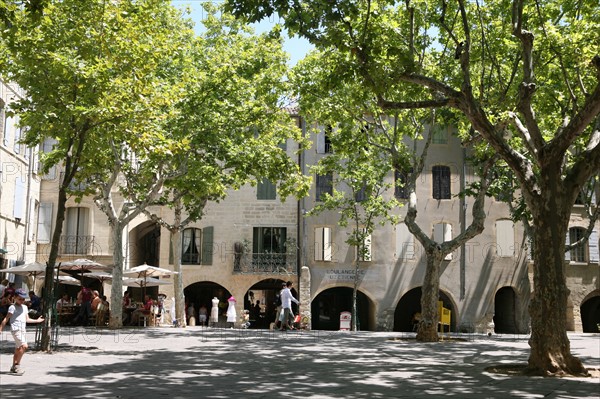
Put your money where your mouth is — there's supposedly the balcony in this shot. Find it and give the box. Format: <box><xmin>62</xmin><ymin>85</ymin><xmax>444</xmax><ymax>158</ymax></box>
<box><xmin>59</xmin><ymin>235</ymin><xmax>96</xmax><ymax>255</ymax></box>
<box><xmin>233</xmin><ymin>240</ymin><xmax>297</xmax><ymax>274</ymax></box>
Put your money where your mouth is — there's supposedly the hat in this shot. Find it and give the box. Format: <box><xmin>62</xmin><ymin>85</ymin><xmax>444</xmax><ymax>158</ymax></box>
<box><xmin>15</xmin><ymin>288</ymin><xmax>28</xmax><ymax>299</ymax></box>
<box><xmin>228</xmin><ymin>296</ymin><xmax>236</xmax><ymax>302</ymax></box>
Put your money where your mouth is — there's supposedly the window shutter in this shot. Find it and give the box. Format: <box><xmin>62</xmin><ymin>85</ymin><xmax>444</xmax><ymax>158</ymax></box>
<box><xmin>495</xmin><ymin>220</ymin><xmax>515</xmax><ymax>257</ymax></box>
<box><xmin>315</xmin><ymin>227</ymin><xmax>332</xmax><ymax>261</ymax></box>
<box><xmin>316</xmin><ymin>126</ymin><xmax>325</xmax><ymax>154</ymax></box>
<box><xmin>315</xmin><ymin>227</ymin><xmax>324</xmax><ymax>261</ymax></box>
<box><xmin>37</xmin><ymin>203</ymin><xmax>53</xmax><ymax>243</ymax></box>
<box><xmin>441</xmin><ymin>167</ymin><xmax>451</xmax><ymax>199</ymax></box>
<box><xmin>589</xmin><ymin>229</ymin><xmax>599</xmax><ymax>263</ymax></box>
<box><xmin>13</xmin><ymin>177</ymin><xmax>26</xmax><ymax>219</ymax></box>
<box><xmin>201</xmin><ymin>226</ymin><xmax>214</xmax><ymax>265</ymax></box>
<box><xmin>169</xmin><ymin>233</ymin><xmax>174</xmax><ymax>264</ymax></box>
<box><xmin>362</xmin><ymin>233</ymin><xmax>372</xmax><ymax>261</ymax></box>
<box><xmin>434</xmin><ymin>223</ymin><xmax>453</xmax><ymax>260</ymax></box>
<box><xmin>3</xmin><ymin>114</ymin><xmax>14</xmax><ymax>147</ymax></box>
<box><xmin>395</xmin><ymin>223</ymin><xmax>415</xmax><ymax>259</ymax></box>
<box><xmin>28</xmin><ymin>199</ymin><xmax>37</xmax><ymax>241</ymax></box>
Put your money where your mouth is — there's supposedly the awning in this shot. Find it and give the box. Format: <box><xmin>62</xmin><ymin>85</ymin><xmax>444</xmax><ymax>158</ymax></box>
<box><xmin>0</xmin><ymin>248</ymin><xmax>7</xmax><ymax>254</ymax></box>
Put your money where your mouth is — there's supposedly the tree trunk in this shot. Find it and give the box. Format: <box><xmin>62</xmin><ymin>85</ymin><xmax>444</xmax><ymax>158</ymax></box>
<box><xmin>40</xmin><ymin>186</ymin><xmax>68</xmax><ymax>351</ymax></box>
<box><xmin>527</xmin><ymin>210</ymin><xmax>587</xmax><ymax>376</ymax></box>
<box><xmin>416</xmin><ymin>250</ymin><xmax>443</xmax><ymax>342</ymax></box>
<box><xmin>172</xmin><ymin>204</ymin><xmax>186</xmax><ymax>327</ymax></box>
<box><xmin>352</xmin><ymin>259</ymin><xmax>358</xmax><ymax>331</ymax></box>
<box><xmin>108</xmin><ymin>222</ymin><xmax>124</xmax><ymax>329</ymax></box>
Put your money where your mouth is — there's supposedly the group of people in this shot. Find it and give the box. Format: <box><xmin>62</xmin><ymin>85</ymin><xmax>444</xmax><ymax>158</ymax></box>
<box><xmin>123</xmin><ymin>291</ymin><xmax>163</xmax><ymax>326</ymax></box>
<box><xmin>186</xmin><ymin>302</ymin><xmax>208</xmax><ymax>326</ymax></box>
<box><xmin>68</xmin><ymin>286</ymin><xmax>109</xmax><ymax>326</ymax></box>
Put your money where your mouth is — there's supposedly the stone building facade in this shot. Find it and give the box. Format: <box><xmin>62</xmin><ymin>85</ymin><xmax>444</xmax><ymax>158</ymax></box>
<box><xmin>0</xmin><ymin>80</ymin><xmax>40</xmax><ymax>284</ymax></box>
<box><xmin>2</xmin><ymin>109</ymin><xmax>598</xmax><ymax>332</ymax></box>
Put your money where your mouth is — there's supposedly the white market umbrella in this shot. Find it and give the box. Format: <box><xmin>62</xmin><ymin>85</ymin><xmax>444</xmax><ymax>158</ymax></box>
<box><xmin>59</xmin><ymin>258</ymin><xmax>110</xmax><ymax>283</ymax></box>
<box><xmin>85</xmin><ymin>271</ymin><xmax>113</xmax><ymax>283</ymax></box>
<box><xmin>7</xmin><ymin>262</ymin><xmax>48</xmax><ymax>291</ymax></box>
<box><xmin>123</xmin><ymin>263</ymin><xmax>177</xmax><ymax>279</ymax></box>
<box><xmin>123</xmin><ymin>263</ymin><xmax>176</xmax><ymax>299</ymax></box>
<box><xmin>60</xmin><ymin>258</ymin><xmax>109</xmax><ymax>272</ymax></box>
<box><xmin>122</xmin><ymin>277</ymin><xmax>171</xmax><ymax>288</ymax></box>
<box><xmin>56</xmin><ymin>275</ymin><xmax>81</xmax><ymax>286</ymax></box>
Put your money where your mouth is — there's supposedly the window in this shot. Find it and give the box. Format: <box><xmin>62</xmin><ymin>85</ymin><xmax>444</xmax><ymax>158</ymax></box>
<box><xmin>257</xmin><ymin>178</ymin><xmax>276</xmax><ymax>200</ymax></box>
<box><xmin>357</xmin><ymin>229</ymin><xmax>372</xmax><ymax>262</ymax></box>
<box><xmin>13</xmin><ymin>176</ymin><xmax>26</xmax><ymax>220</ymax></box>
<box><xmin>432</xmin><ymin>165</ymin><xmax>451</xmax><ymax>199</ymax></box>
<box><xmin>182</xmin><ymin>228</ymin><xmax>201</xmax><ymax>264</ymax></box>
<box><xmin>355</xmin><ymin>182</ymin><xmax>367</xmax><ymax>202</ymax></box>
<box><xmin>13</xmin><ymin>116</ymin><xmax>21</xmax><ymax>154</ymax></box>
<box><xmin>3</xmin><ymin>113</ymin><xmax>15</xmax><ymax>147</ymax></box>
<box><xmin>253</xmin><ymin>227</ymin><xmax>287</xmax><ymax>267</ymax></box>
<box><xmin>314</xmin><ymin>227</ymin><xmax>332</xmax><ymax>262</ymax></box>
<box><xmin>434</xmin><ymin>222</ymin><xmax>453</xmax><ymax>260</ymax></box>
<box><xmin>395</xmin><ymin>167</ymin><xmax>413</xmax><ymax>199</ymax></box>
<box><xmin>180</xmin><ymin>227</ymin><xmax>214</xmax><ymax>265</ymax></box>
<box><xmin>317</xmin><ymin>125</ymin><xmax>333</xmax><ymax>154</ymax></box>
<box><xmin>495</xmin><ymin>220</ymin><xmax>515</xmax><ymax>257</ymax></box>
<box><xmin>40</xmin><ymin>137</ymin><xmax>57</xmax><ymax>180</ymax></box>
<box><xmin>64</xmin><ymin>207</ymin><xmax>89</xmax><ymax>254</ymax></box>
<box><xmin>316</xmin><ymin>172</ymin><xmax>333</xmax><ymax>201</ymax></box>
<box><xmin>395</xmin><ymin>223</ymin><xmax>415</xmax><ymax>259</ymax></box>
<box><xmin>37</xmin><ymin>203</ymin><xmax>53</xmax><ymax>244</ymax></box>
<box><xmin>567</xmin><ymin>227</ymin><xmax>586</xmax><ymax>263</ymax></box>
<box><xmin>431</xmin><ymin>125</ymin><xmax>448</xmax><ymax>144</ymax></box>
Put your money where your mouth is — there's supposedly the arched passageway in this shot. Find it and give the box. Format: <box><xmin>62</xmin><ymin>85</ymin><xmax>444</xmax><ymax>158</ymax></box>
<box><xmin>494</xmin><ymin>287</ymin><xmax>518</xmax><ymax>334</ymax></box>
<box><xmin>184</xmin><ymin>281</ymin><xmax>231</xmax><ymax>326</ymax></box>
<box><xmin>126</xmin><ymin>221</ymin><xmax>162</xmax><ymax>301</ymax></box>
<box><xmin>581</xmin><ymin>293</ymin><xmax>600</xmax><ymax>333</ymax></box>
<box><xmin>393</xmin><ymin>288</ymin><xmax>455</xmax><ymax>332</ymax></box>
<box><xmin>311</xmin><ymin>287</ymin><xmax>373</xmax><ymax>331</ymax></box>
<box><xmin>244</xmin><ymin>278</ymin><xmax>287</xmax><ymax>329</ymax></box>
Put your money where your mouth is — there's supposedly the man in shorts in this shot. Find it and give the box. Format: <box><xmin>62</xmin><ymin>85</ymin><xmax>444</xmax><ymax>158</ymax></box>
<box><xmin>0</xmin><ymin>288</ymin><xmax>45</xmax><ymax>374</ymax></box>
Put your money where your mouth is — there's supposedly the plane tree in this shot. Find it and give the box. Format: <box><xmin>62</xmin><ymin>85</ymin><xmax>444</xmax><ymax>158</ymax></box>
<box><xmin>140</xmin><ymin>4</ymin><xmax>310</xmax><ymax>328</ymax></box>
<box><xmin>227</xmin><ymin>0</ymin><xmax>600</xmax><ymax>375</ymax></box>
<box><xmin>294</xmin><ymin>51</ymin><xmax>495</xmax><ymax>339</ymax></box>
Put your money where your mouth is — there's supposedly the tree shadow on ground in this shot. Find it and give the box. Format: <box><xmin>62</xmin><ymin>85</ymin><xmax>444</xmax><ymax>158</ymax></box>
<box><xmin>1</xmin><ymin>329</ymin><xmax>598</xmax><ymax>398</ymax></box>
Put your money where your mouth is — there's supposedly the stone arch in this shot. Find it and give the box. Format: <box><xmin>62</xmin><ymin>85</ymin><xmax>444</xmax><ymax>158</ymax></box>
<box><xmin>184</xmin><ymin>281</ymin><xmax>232</xmax><ymax>326</ymax></box>
<box><xmin>494</xmin><ymin>286</ymin><xmax>519</xmax><ymax>333</ymax></box>
<box><xmin>310</xmin><ymin>286</ymin><xmax>375</xmax><ymax>331</ymax></box>
<box><xmin>393</xmin><ymin>287</ymin><xmax>457</xmax><ymax>332</ymax></box>
<box><xmin>580</xmin><ymin>290</ymin><xmax>600</xmax><ymax>333</ymax></box>
<box><xmin>244</xmin><ymin>278</ymin><xmax>287</xmax><ymax>329</ymax></box>
<box><xmin>127</xmin><ymin>220</ymin><xmax>161</xmax><ymax>268</ymax></box>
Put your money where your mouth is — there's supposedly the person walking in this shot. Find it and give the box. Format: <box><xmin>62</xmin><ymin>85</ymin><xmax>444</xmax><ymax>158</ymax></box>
<box><xmin>0</xmin><ymin>288</ymin><xmax>44</xmax><ymax>374</ymax></box>
<box><xmin>279</xmin><ymin>281</ymin><xmax>300</xmax><ymax>331</ymax></box>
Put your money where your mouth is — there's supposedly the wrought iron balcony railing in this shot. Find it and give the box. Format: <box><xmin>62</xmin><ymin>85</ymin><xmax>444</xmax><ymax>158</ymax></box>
<box><xmin>233</xmin><ymin>239</ymin><xmax>298</xmax><ymax>274</ymax></box>
<box><xmin>59</xmin><ymin>235</ymin><xmax>95</xmax><ymax>255</ymax></box>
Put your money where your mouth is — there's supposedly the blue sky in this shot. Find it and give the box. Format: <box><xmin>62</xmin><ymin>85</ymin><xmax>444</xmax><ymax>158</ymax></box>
<box><xmin>172</xmin><ymin>1</ymin><xmax>313</xmax><ymax>66</ymax></box>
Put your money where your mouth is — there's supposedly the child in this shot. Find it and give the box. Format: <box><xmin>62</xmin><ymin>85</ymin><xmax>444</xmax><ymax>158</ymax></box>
<box><xmin>0</xmin><ymin>288</ymin><xmax>44</xmax><ymax>374</ymax></box>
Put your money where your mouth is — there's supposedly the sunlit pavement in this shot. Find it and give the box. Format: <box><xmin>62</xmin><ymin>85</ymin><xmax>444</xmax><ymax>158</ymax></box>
<box><xmin>1</xmin><ymin>327</ymin><xmax>599</xmax><ymax>398</ymax></box>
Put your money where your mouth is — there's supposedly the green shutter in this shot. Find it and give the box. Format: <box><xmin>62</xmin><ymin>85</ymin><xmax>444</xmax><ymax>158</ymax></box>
<box><xmin>168</xmin><ymin>233</ymin><xmax>173</xmax><ymax>264</ymax></box>
<box><xmin>201</xmin><ymin>226</ymin><xmax>214</xmax><ymax>265</ymax></box>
